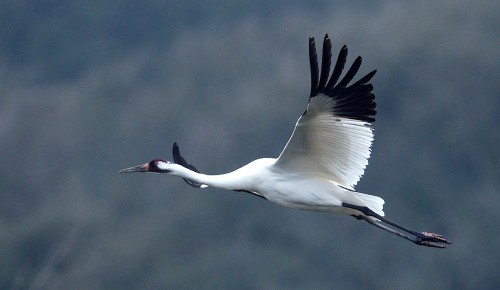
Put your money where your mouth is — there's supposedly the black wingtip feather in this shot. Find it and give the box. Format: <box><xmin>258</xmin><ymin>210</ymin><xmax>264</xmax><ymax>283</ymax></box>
<box><xmin>309</xmin><ymin>37</ymin><xmax>319</xmax><ymax>98</ymax></box>
<box><xmin>324</xmin><ymin>45</ymin><xmax>348</xmax><ymax>92</ymax></box>
<box><xmin>333</xmin><ymin>56</ymin><xmax>362</xmax><ymax>91</ymax></box>
<box><xmin>172</xmin><ymin>142</ymin><xmax>205</xmax><ymax>188</ymax></box>
<box><xmin>317</xmin><ymin>35</ymin><xmax>332</xmax><ymax>92</ymax></box>
<box><xmin>350</xmin><ymin>69</ymin><xmax>377</xmax><ymax>87</ymax></box>
<box><xmin>308</xmin><ymin>35</ymin><xmax>377</xmax><ymax>123</ymax></box>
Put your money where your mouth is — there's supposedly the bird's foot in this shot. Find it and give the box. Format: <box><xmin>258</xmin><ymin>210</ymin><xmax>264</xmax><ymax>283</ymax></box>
<box><xmin>414</xmin><ymin>232</ymin><xmax>451</xmax><ymax>248</ymax></box>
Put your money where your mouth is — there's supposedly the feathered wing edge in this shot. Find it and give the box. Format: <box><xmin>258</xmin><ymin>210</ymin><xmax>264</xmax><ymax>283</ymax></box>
<box><xmin>309</xmin><ymin>34</ymin><xmax>377</xmax><ymax>123</ymax></box>
<box><xmin>172</xmin><ymin>142</ymin><xmax>207</xmax><ymax>188</ymax></box>
<box><xmin>277</xmin><ymin>35</ymin><xmax>378</xmax><ymax>188</ymax></box>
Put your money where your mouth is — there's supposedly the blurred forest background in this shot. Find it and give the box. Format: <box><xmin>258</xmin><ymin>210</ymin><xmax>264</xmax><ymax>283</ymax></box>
<box><xmin>1</xmin><ymin>0</ymin><xmax>499</xmax><ymax>289</ymax></box>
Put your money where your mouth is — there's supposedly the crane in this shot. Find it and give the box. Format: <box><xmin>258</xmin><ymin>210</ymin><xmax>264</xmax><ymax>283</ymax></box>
<box><xmin>120</xmin><ymin>34</ymin><xmax>451</xmax><ymax>248</ymax></box>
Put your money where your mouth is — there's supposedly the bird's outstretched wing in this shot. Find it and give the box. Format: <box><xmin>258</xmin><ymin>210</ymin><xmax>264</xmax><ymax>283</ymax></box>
<box><xmin>275</xmin><ymin>34</ymin><xmax>376</xmax><ymax>189</ymax></box>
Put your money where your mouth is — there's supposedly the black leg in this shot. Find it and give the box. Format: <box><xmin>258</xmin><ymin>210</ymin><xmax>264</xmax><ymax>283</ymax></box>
<box><xmin>342</xmin><ymin>203</ymin><xmax>451</xmax><ymax>248</ymax></box>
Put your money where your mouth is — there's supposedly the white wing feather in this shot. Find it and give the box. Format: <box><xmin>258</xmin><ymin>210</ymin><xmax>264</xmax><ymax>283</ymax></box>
<box><xmin>275</xmin><ymin>94</ymin><xmax>373</xmax><ymax>189</ymax></box>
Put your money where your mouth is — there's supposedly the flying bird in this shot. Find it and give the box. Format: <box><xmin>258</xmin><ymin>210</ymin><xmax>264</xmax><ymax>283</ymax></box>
<box><xmin>120</xmin><ymin>34</ymin><xmax>451</xmax><ymax>248</ymax></box>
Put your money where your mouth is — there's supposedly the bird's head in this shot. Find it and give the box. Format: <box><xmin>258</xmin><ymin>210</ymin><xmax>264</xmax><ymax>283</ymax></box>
<box><xmin>119</xmin><ymin>158</ymin><xmax>173</xmax><ymax>174</ymax></box>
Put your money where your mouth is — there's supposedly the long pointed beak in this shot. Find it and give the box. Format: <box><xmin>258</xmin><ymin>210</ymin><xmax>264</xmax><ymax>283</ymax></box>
<box><xmin>119</xmin><ymin>163</ymin><xmax>148</xmax><ymax>173</ymax></box>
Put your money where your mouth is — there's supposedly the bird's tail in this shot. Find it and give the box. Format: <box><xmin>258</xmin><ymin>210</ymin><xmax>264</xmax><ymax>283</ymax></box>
<box><xmin>351</xmin><ymin>191</ymin><xmax>385</xmax><ymax>217</ymax></box>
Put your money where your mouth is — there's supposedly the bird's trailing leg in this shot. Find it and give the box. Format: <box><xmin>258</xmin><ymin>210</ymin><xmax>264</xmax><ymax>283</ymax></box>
<box><xmin>342</xmin><ymin>203</ymin><xmax>451</xmax><ymax>248</ymax></box>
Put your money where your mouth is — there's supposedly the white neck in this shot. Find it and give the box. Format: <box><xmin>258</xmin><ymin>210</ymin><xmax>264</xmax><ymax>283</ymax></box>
<box><xmin>167</xmin><ymin>163</ymin><xmax>242</xmax><ymax>190</ymax></box>
<box><xmin>163</xmin><ymin>158</ymin><xmax>275</xmax><ymax>191</ymax></box>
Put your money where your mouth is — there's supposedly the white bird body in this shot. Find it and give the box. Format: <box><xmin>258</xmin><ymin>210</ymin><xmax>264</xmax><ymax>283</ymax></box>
<box><xmin>120</xmin><ymin>34</ymin><xmax>450</xmax><ymax>248</ymax></box>
<box><xmin>160</xmin><ymin>158</ymin><xmax>383</xmax><ymax>217</ymax></box>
